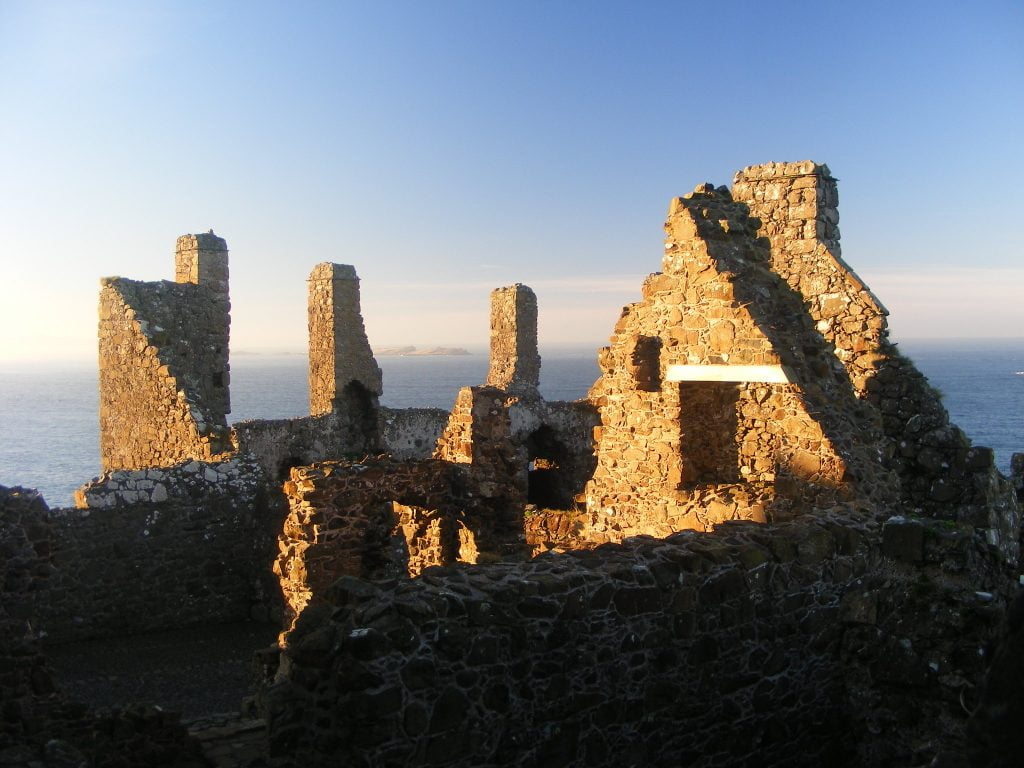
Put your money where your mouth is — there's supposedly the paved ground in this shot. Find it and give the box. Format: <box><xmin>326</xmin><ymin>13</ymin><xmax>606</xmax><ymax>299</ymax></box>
<box><xmin>47</xmin><ymin>621</ymin><xmax>280</xmax><ymax>766</ymax></box>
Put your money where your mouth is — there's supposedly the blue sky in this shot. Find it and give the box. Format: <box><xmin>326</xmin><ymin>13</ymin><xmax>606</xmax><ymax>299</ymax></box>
<box><xmin>1</xmin><ymin>0</ymin><xmax>1021</xmax><ymax>361</ymax></box>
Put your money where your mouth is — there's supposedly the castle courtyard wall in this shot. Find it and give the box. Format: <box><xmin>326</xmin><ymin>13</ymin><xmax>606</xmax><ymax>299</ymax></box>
<box><xmin>3</xmin><ymin>460</ymin><xmax>281</xmax><ymax>644</ymax></box>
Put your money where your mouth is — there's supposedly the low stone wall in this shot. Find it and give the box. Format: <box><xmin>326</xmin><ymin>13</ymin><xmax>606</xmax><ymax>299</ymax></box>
<box><xmin>232</xmin><ymin>412</ymin><xmax>375</xmax><ymax>481</ymax></box>
<box><xmin>1</xmin><ymin>485</ymin><xmax>210</xmax><ymax>765</ymax></box>
<box><xmin>4</xmin><ymin>460</ymin><xmax>280</xmax><ymax>644</ymax></box>
<box><xmin>232</xmin><ymin>406</ymin><xmax>449</xmax><ymax>481</ymax></box>
<box><xmin>381</xmin><ymin>407</ymin><xmax>450</xmax><ymax>460</ymax></box>
<box><xmin>266</xmin><ymin>508</ymin><xmax>1010</xmax><ymax>767</ymax></box>
<box><xmin>276</xmin><ymin>457</ymin><xmax>524</xmax><ymax>637</ymax></box>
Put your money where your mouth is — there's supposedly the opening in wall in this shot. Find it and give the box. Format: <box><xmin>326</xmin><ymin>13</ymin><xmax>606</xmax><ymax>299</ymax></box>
<box><xmin>524</xmin><ymin>425</ymin><xmax>574</xmax><ymax>509</ymax></box>
<box><xmin>678</xmin><ymin>381</ymin><xmax>743</xmax><ymax>485</ymax></box>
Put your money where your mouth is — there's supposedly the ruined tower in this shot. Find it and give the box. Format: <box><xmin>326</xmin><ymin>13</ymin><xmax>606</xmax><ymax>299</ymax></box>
<box><xmin>485</xmin><ymin>284</ymin><xmax>540</xmax><ymax>395</ymax></box>
<box><xmin>98</xmin><ymin>232</ymin><xmax>232</xmax><ymax>471</ymax></box>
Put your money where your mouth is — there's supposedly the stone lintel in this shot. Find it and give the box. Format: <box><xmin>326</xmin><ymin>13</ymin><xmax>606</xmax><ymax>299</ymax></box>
<box><xmin>666</xmin><ymin>364</ymin><xmax>792</xmax><ymax>384</ymax></box>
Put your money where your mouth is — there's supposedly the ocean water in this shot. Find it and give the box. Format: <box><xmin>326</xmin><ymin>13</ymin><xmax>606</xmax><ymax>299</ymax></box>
<box><xmin>1</xmin><ymin>342</ymin><xmax>1021</xmax><ymax>509</ymax></box>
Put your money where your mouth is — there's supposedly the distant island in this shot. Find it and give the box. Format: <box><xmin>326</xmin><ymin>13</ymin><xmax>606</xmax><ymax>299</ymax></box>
<box><xmin>374</xmin><ymin>346</ymin><xmax>471</xmax><ymax>357</ymax></box>
<box><xmin>233</xmin><ymin>347</ymin><xmax>472</xmax><ymax>357</ymax></box>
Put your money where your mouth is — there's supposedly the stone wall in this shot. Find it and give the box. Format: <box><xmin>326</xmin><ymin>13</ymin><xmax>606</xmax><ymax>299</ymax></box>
<box><xmin>7</xmin><ymin>459</ymin><xmax>280</xmax><ymax>643</ymax></box>
<box><xmin>266</xmin><ymin>507</ymin><xmax>1010</xmax><ymax>767</ymax></box>
<box><xmin>232</xmin><ymin>412</ymin><xmax>375</xmax><ymax>482</ymax></box>
<box><xmin>381</xmin><ymin>408</ymin><xmax>450</xmax><ymax>460</ymax></box>
<box><xmin>275</xmin><ymin>458</ymin><xmax>503</xmax><ymax>637</ymax></box>
<box><xmin>98</xmin><ymin>232</ymin><xmax>232</xmax><ymax>471</ymax></box>
<box><xmin>0</xmin><ymin>485</ymin><xmax>213</xmax><ymax>765</ymax></box>
<box><xmin>0</xmin><ymin>486</ymin><xmax>56</xmax><ymax>751</ymax></box>
<box><xmin>731</xmin><ymin>162</ymin><xmax>1019</xmax><ymax>560</ymax></box>
<box><xmin>583</xmin><ymin>183</ymin><xmax>898</xmax><ymax>541</ymax></box>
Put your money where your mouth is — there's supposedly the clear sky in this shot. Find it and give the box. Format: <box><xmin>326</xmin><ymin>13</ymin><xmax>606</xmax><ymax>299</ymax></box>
<box><xmin>1</xmin><ymin>0</ymin><xmax>1021</xmax><ymax>362</ymax></box>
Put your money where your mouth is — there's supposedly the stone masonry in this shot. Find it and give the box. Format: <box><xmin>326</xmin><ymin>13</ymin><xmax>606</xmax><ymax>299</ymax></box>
<box><xmin>307</xmin><ymin>263</ymin><xmax>382</xmax><ymax>413</ymax></box>
<box><xmin>98</xmin><ymin>232</ymin><xmax>232</xmax><ymax>471</ymax></box>
<box><xmin>732</xmin><ymin>162</ymin><xmax>1019</xmax><ymax>559</ymax></box>
<box><xmin>266</xmin><ymin>505</ymin><xmax>1012</xmax><ymax>768</ymax></box>
<box><xmin>486</xmin><ymin>284</ymin><xmax>540</xmax><ymax>395</ymax></box>
<box><xmin>582</xmin><ymin>182</ymin><xmax>898</xmax><ymax>541</ymax></box>
<box><xmin>4</xmin><ymin>159</ymin><xmax>1019</xmax><ymax>767</ymax></box>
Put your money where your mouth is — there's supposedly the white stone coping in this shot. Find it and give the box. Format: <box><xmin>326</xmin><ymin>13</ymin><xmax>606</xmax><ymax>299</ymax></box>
<box><xmin>665</xmin><ymin>364</ymin><xmax>793</xmax><ymax>383</ymax></box>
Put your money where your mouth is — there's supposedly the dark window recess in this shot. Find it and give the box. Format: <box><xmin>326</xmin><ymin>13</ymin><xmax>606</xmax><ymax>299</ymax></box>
<box><xmin>678</xmin><ymin>381</ymin><xmax>742</xmax><ymax>485</ymax></box>
<box><xmin>525</xmin><ymin>425</ymin><xmax>575</xmax><ymax>509</ymax></box>
<box><xmin>630</xmin><ymin>335</ymin><xmax>662</xmax><ymax>392</ymax></box>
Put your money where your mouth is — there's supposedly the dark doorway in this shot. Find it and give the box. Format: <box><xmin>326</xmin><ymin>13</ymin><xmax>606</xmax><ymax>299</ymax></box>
<box><xmin>525</xmin><ymin>426</ymin><xmax>574</xmax><ymax>509</ymax></box>
<box><xmin>338</xmin><ymin>380</ymin><xmax>380</xmax><ymax>454</ymax></box>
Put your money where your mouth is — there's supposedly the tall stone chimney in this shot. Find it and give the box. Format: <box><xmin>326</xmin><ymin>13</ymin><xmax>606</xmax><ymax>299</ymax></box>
<box><xmin>307</xmin><ymin>262</ymin><xmax>382</xmax><ymax>417</ymax></box>
<box><xmin>486</xmin><ymin>284</ymin><xmax>540</xmax><ymax>395</ymax></box>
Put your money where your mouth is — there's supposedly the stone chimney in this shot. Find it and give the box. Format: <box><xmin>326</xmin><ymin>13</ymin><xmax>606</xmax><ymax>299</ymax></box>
<box><xmin>307</xmin><ymin>262</ymin><xmax>382</xmax><ymax>417</ymax></box>
<box><xmin>175</xmin><ymin>231</ymin><xmax>229</xmax><ymax>300</ymax></box>
<box><xmin>486</xmin><ymin>284</ymin><xmax>540</xmax><ymax>395</ymax></box>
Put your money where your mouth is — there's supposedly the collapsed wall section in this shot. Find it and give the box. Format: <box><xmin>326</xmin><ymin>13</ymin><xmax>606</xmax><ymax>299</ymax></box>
<box><xmin>98</xmin><ymin>232</ymin><xmax>231</xmax><ymax>471</ymax></box>
<box><xmin>275</xmin><ymin>458</ymin><xmax>483</xmax><ymax>637</ymax></box>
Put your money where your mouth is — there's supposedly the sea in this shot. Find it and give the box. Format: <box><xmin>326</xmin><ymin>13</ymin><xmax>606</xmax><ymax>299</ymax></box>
<box><xmin>2</xmin><ymin>341</ymin><xmax>1022</xmax><ymax>509</ymax></box>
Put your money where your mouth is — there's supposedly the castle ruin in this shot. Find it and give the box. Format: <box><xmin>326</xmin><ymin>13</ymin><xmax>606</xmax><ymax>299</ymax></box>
<box><xmin>2</xmin><ymin>161</ymin><xmax>1021</xmax><ymax>768</ymax></box>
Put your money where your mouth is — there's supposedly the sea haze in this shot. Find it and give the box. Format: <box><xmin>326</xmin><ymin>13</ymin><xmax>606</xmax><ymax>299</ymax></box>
<box><xmin>1</xmin><ymin>341</ymin><xmax>1020</xmax><ymax>509</ymax></box>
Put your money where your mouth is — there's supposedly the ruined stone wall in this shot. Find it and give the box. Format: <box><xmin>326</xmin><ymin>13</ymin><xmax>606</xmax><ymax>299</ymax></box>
<box><xmin>583</xmin><ymin>184</ymin><xmax>896</xmax><ymax>541</ymax></box>
<box><xmin>275</xmin><ymin>458</ymin><xmax>488</xmax><ymax>636</ymax></box>
<box><xmin>1</xmin><ymin>484</ymin><xmax>209</xmax><ymax>763</ymax></box>
<box><xmin>99</xmin><ymin>233</ymin><xmax>232</xmax><ymax>471</ymax></box>
<box><xmin>732</xmin><ymin>162</ymin><xmax>1019</xmax><ymax>560</ymax></box>
<box><xmin>434</xmin><ymin>386</ymin><xmax>526</xmax><ymax>513</ymax></box>
<box><xmin>486</xmin><ymin>284</ymin><xmax>540</xmax><ymax>394</ymax></box>
<box><xmin>307</xmin><ymin>263</ymin><xmax>382</xmax><ymax>421</ymax></box>
<box><xmin>231</xmin><ymin>405</ymin><xmax>448</xmax><ymax>485</ymax></box>
<box><xmin>381</xmin><ymin>407</ymin><xmax>450</xmax><ymax>460</ymax></box>
<box><xmin>730</xmin><ymin>161</ymin><xmax>884</xmax><ymax>380</ymax></box>
<box><xmin>0</xmin><ymin>486</ymin><xmax>56</xmax><ymax>753</ymax></box>
<box><xmin>7</xmin><ymin>459</ymin><xmax>279</xmax><ymax>643</ymax></box>
<box><xmin>266</xmin><ymin>508</ymin><xmax>1008</xmax><ymax>767</ymax></box>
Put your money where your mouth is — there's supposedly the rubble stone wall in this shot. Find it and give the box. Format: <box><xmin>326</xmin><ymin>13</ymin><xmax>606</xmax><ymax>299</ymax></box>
<box><xmin>98</xmin><ymin>232</ymin><xmax>231</xmax><ymax>471</ymax></box>
<box><xmin>1</xmin><ymin>488</ymin><xmax>209</xmax><ymax>765</ymax></box>
<box><xmin>583</xmin><ymin>184</ymin><xmax>897</xmax><ymax>542</ymax></box>
<box><xmin>732</xmin><ymin>162</ymin><xmax>1019</xmax><ymax>560</ymax></box>
<box><xmin>6</xmin><ymin>460</ymin><xmax>279</xmax><ymax>644</ymax></box>
<box><xmin>381</xmin><ymin>408</ymin><xmax>450</xmax><ymax>460</ymax></box>
<box><xmin>267</xmin><ymin>509</ymin><xmax>1008</xmax><ymax>767</ymax></box>
<box><xmin>275</xmin><ymin>458</ymin><xmax>490</xmax><ymax>636</ymax></box>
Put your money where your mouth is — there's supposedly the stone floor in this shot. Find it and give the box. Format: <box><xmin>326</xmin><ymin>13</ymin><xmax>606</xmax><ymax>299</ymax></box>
<box><xmin>46</xmin><ymin>621</ymin><xmax>279</xmax><ymax>766</ymax></box>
